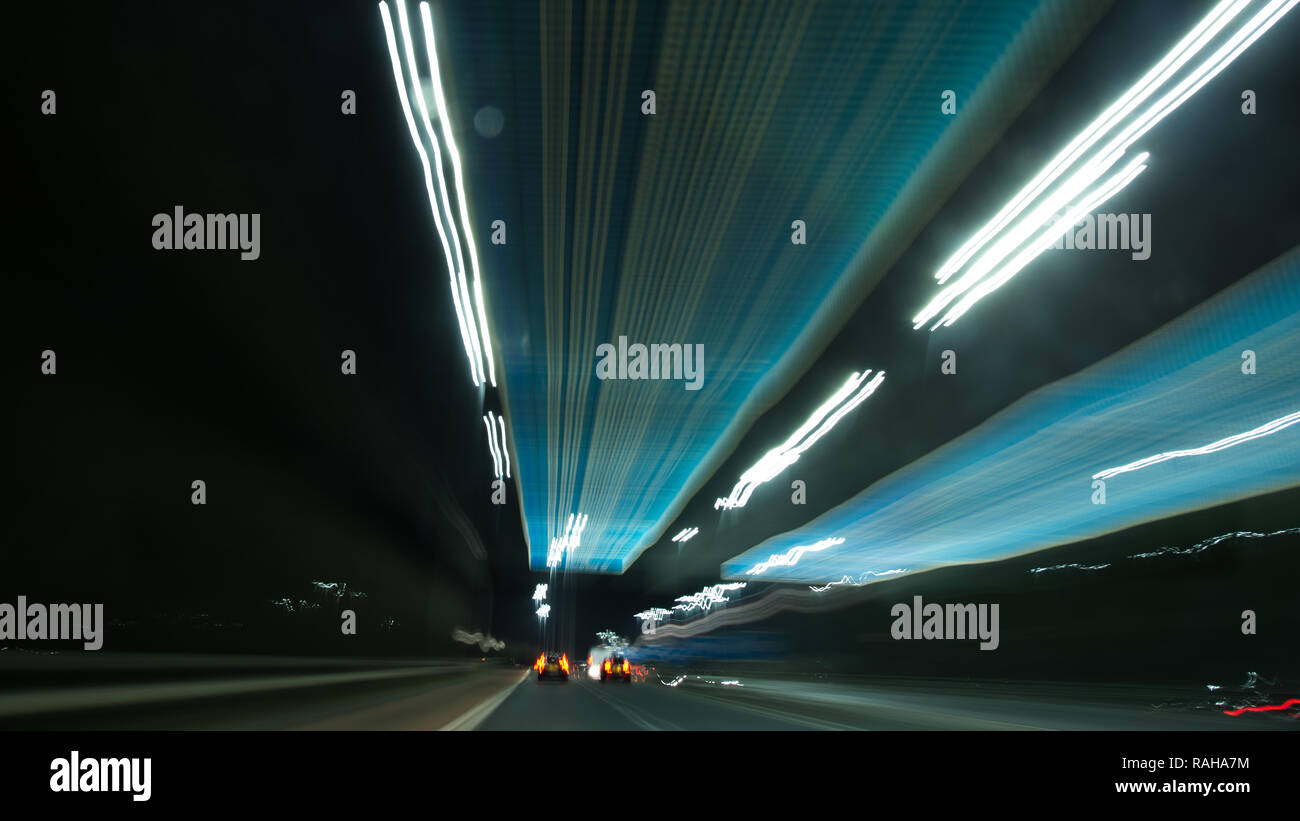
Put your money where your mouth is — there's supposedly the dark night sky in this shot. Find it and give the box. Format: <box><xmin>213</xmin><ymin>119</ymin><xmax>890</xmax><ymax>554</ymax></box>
<box><xmin>6</xmin><ymin>0</ymin><xmax>1298</xmax><ymax>676</ymax></box>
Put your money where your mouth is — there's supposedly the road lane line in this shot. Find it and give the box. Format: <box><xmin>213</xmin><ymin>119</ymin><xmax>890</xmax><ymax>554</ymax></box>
<box><xmin>441</xmin><ymin>670</ymin><xmax>528</xmax><ymax>731</ymax></box>
<box><xmin>583</xmin><ymin>679</ymin><xmax>680</xmax><ymax>730</ymax></box>
<box><xmin>677</xmin><ymin>685</ymin><xmax>862</xmax><ymax>730</ymax></box>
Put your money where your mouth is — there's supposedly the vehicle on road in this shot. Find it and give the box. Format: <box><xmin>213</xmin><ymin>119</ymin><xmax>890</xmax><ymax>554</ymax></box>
<box><xmin>601</xmin><ymin>654</ymin><xmax>631</xmax><ymax>682</ymax></box>
<box><xmin>535</xmin><ymin>652</ymin><xmax>570</xmax><ymax>682</ymax></box>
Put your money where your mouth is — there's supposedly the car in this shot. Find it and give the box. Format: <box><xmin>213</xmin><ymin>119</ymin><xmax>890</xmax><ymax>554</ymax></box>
<box><xmin>535</xmin><ymin>652</ymin><xmax>570</xmax><ymax>681</ymax></box>
<box><xmin>601</xmin><ymin>654</ymin><xmax>631</xmax><ymax>682</ymax></box>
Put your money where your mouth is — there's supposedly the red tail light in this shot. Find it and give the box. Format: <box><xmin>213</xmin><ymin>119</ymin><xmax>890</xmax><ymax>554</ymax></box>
<box><xmin>560</xmin><ymin>654</ymin><xmax>570</xmax><ymax>674</ymax></box>
<box><xmin>622</xmin><ymin>660</ymin><xmax>629</xmax><ymax>674</ymax></box>
<box><xmin>604</xmin><ymin>659</ymin><xmax>611</xmax><ymax>674</ymax></box>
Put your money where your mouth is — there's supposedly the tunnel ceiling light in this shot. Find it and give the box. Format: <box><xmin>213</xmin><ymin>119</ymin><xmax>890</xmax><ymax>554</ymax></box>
<box><xmin>809</xmin><ymin>569</ymin><xmax>908</xmax><ymax>592</ymax></box>
<box><xmin>748</xmin><ymin>537</ymin><xmax>846</xmax><ymax>575</ymax></box>
<box><xmin>671</xmin><ymin>527</ymin><xmax>699</xmax><ymax>543</ymax></box>
<box><xmin>532</xmin><ymin>584</ymin><xmax>548</xmax><ymax>601</ymax></box>
<box><xmin>483</xmin><ymin>414</ymin><xmax>503</xmax><ymax>479</ymax></box>
<box><xmin>496</xmin><ymin>414</ymin><xmax>511</xmax><ymax>479</ymax></box>
<box><xmin>547</xmin><ymin>512</ymin><xmax>589</xmax><ymax>568</ymax></box>
<box><xmin>671</xmin><ymin>583</ymin><xmax>747</xmax><ymax>615</ymax></box>
<box><xmin>379</xmin><ymin>0</ymin><xmax>497</xmax><ymax>386</ymax></box>
<box><xmin>536</xmin><ymin>604</ymin><xmax>551</xmax><ymax>618</ymax></box>
<box><xmin>727</xmin><ymin>248</ymin><xmax>1300</xmax><ymax>583</ymax></box>
<box><xmin>497</xmin><ymin>2</ymin><xmax>1091</xmax><ymax>574</ymax></box>
<box><xmin>914</xmin><ymin>0</ymin><xmax>1297</xmax><ymax>330</ymax></box>
<box><xmin>716</xmin><ymin>371</ymin><xmax>886</xmax><ymax>510</ymax></box>
<box><xmin>633</xmin><ymin>607</ymin><xmax>673</xmax><ymax>622</ymax></box>
<box><xmin>420</xmin><ymin>1</ymin><xmax>496</xmax><ymax>387</ymax></box>
<box><xmin>1094</xmin><ymin>410</ymin><xmax>1300</xmax><ymax>481</ymax></box>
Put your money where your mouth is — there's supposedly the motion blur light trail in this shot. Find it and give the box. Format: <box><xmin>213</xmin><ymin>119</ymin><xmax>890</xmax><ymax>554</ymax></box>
<box><xmin>547</xmin><ymin>512</ymin><xmax>589</xmax><ymax>569</ymax></box>
<box><xmin>725</xmin><ymin>246</ymin><xmax>1300</xmax><ymax>583</ymax></box>
<box><xmin>809</xmin><ymin>568</ymin><xmax>907</xmax><ymax>591</ymax></box>
<box><xmin>914</xmin><ymin>0</ymin><xmax>1298</xmax><ymax>330</ymax></box>
<box><xmin>475</xmin><ymin>0</ymin><xmax>1098</xmax><ymax>572</ymax></box>
<box><xmin>379</xmin><ymin>0</ymin><xmax>497</xmax><ymax>387</ymax></box>
<box><xmin>716</xmin><ymin>371</ymin><xmax>886</xmax><ymax>510</ymax></box>
<box><xmin>1223</xmin><ymin>698</ymin><xmax>1300</xmax><ymax>716</ymax></box>
<box><xmin>673</xmin><ymin>583</ymin><xmax>747</xmax><ymax>614</ymax></box>
<box><xmin>1094</xmin><ymin>411</ymin><xmax>1300</xmax><ymax>481</ymax></box>
<box><xmin>748</xmin><ymin>537</ymin><xmax>846</xmax><ymax>575</ymax></box>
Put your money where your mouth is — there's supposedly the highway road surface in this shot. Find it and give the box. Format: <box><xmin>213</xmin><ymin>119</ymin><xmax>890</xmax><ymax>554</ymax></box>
<box><xmin>3</xmin><ymin>654</ymin><xmax>1293</xmax><ymax>730</ymax></box>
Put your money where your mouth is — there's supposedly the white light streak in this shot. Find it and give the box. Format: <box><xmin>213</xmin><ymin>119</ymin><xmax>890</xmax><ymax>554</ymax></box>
<box><xmin>938</xmin><ymin>152</ymin><xmax>1149</xmax><ymax>327</ymax></box>
<box><xmin>670</xmin><ymin>583</ymin><xmax>747</xmax><ymax>614</ymax></box>
<box><xmin>808</xmin><ymin>568</ymin><xmax>908</xmax><ymax>592</ymax></box>
<box><xmin>387</xmin><ymin>1</ymin><xmax>486</xmax><ymax>385</ymax></box>
<box><xmin>929</xmin><ymin>0</ymin><xmax>1245</xmax><ymax>290</ymax></box>
<box><xmin>483</xmin><ymin>413</ymin><xmax>503</xmax><ymax>478</ymax></box>
<box><xmin>1094</xmin><ymin>410</ymin><xmax>1300</xmax><ymax>481</ymax></box>
<box><xmin>748</xmin><ymin>537</ymin><xmax>846</xmax><ymax>575</ymax></box>
<box><xmin>379</xmin><ymin>1</ymin><xmax>502</xmax><ymax>387</ymax></box>
<box><xmin>547</xmin><ymin>512</ymin><xmax>589</xmax><ymax>568</ymax></box>
<box><xmin>420</xmin><ymin>2</ymin><xmax>497</xmax><ymax>387</ymax></box>
<box><xmin>914</xmin><ymin>0</ymin><xmax>1297</xmax><ymax>329</ymax></box>
<box><xmin>532</xmin><ymin>584</ymin><xmax>548</xmax><ymax>602</ymax></box>
<box><xmin>496</xmin><ymin>414</ymin><xmax>511</xmax><ymax>479</ymax></box>
<box><xmin>717</xmin><ymin>371</ymin><xmax>885</xmax><ymax>509</ymax></box>
<box><xmin>633</xmin><ymin>607</ymin><xmax>673</xmax><ymax>622</ymax></box>
<box><xmin>536</xmin><ymin>604</ymin><xmax>551</xmax><ymax>619</ymax></box>
<box><xmin>671</xmin><ymin>527</ymin><xmax>699</xmax><ymax>542</ymax></box>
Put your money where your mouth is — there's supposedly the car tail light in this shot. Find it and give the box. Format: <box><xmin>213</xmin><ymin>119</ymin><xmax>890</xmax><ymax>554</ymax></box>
<box><xmin>560</xmin><ymin>655</ymin><xmax>570</xmax><ymax>674</ymax></box>
<box><xmin>604</xmin><ymin>659</ymin><xmax>611</xmax><ymax>674</ymax></box>
<box><xmin>622</xmin><ymin>660</ymin><xmax>629</xmax><ymax>674</ymax></box>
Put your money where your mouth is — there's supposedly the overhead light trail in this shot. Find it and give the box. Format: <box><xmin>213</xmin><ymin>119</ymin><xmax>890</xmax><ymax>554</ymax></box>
<box><xmin>672</xmin><ymin>583</ymin><xmax>747</xmax><ymax>614</ymax></box>
<box><xmin>379</xmin><ymin>2</ymin><xmax>479</xmax><ymax>385</ymax></box>
<box><xmin>483</xmin><ymin>414</ymin><xmax>503</xmax><ymax>478</ymax></box>
<box><xmin>395</xmin><ymin>0</ymin><xmax>485</xmax><ymax>385</ymax></box>
<box><xmin>725</xmin><ymin>247</ymin><xmax>1300</xmax><ymax>583</ymax></box>
<box><xmin>547</xmin><ymin>512</ymin><xmax>589</xmax><ymax>568</ymax></box>
<box><xmin>634</xmin><ymin>607</ymin><xmax>672</xmax><ymax>623</ymax></box>
<box><xmin>1094</xmin><ymin>410</ymin><xmax>1300</xmax><ymax>481</ymax></box>
<box><xmin>928</xmin><ymin>0</ymin><xmax>1245</xmax><ymax>290</ymax></box>
<box><xmin>631</xmin><ymin>583</ymin><xmax>748</xmax><ymax>630</ymax></box>
<box><xmin>379</xmin><ymin>0</ymin><xmax>498</xmax><ymax>387</ymax></box>
<box><xmin>671</xmin><ymin>527</ymin><xmax>699</xmax><ymax>543</ymax></box>
<box><xmin>532</xmin><ymin>584</ymin><xmax>548</xmax><ymax>601</ymax></box>
<box><xmin>939</xmin><ymin>152</ymin><xmax>1149</xmax><ymax>327</ymax></box>
<box><xmin>496</xmin><ymin>413</ymin><xmax>511</xmax><ymax>478</ymax></box>
<box><xmin>914</xmin><ymin>0</ymin><xmax>1298</xmax><ymax>330</ymax></box>
<box><xmin>420</xmin><ymin>1</ymin><xmax>497</xmax><ymax>387</ymax></box>
<box><xmin>716</xmin><ymin>371</ymin><xmax>886</xmax><ymax>510</ymax></box>
<box><xmin>748</xmin><ymin>537</ymin><xmax>846</xmax><ymax>575</ymax></box>
<box><xmin>809</xmin><ymin>569</ymin><xmax>907</xmax><ymax>592</ymax></box>
<box><xmin>500</xmin><ymin>1</ymin><xmax>1109</xmax><ymax>573</ymax></box>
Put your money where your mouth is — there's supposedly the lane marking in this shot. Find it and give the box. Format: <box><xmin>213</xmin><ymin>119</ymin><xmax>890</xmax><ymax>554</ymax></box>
<box><xmin>583</xmin><ymin>680</ymin><xmax>682</xmax><ymax>731</ymax></box>
<box><xmin>675</xmin><ymin>685</ymin><xmax>862</xmax><ymax>730</ymax></box>
<box><xmin>441</xmin><ymin>671</ymin><xmax>528</xmax><ymax>731</ymax></box>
